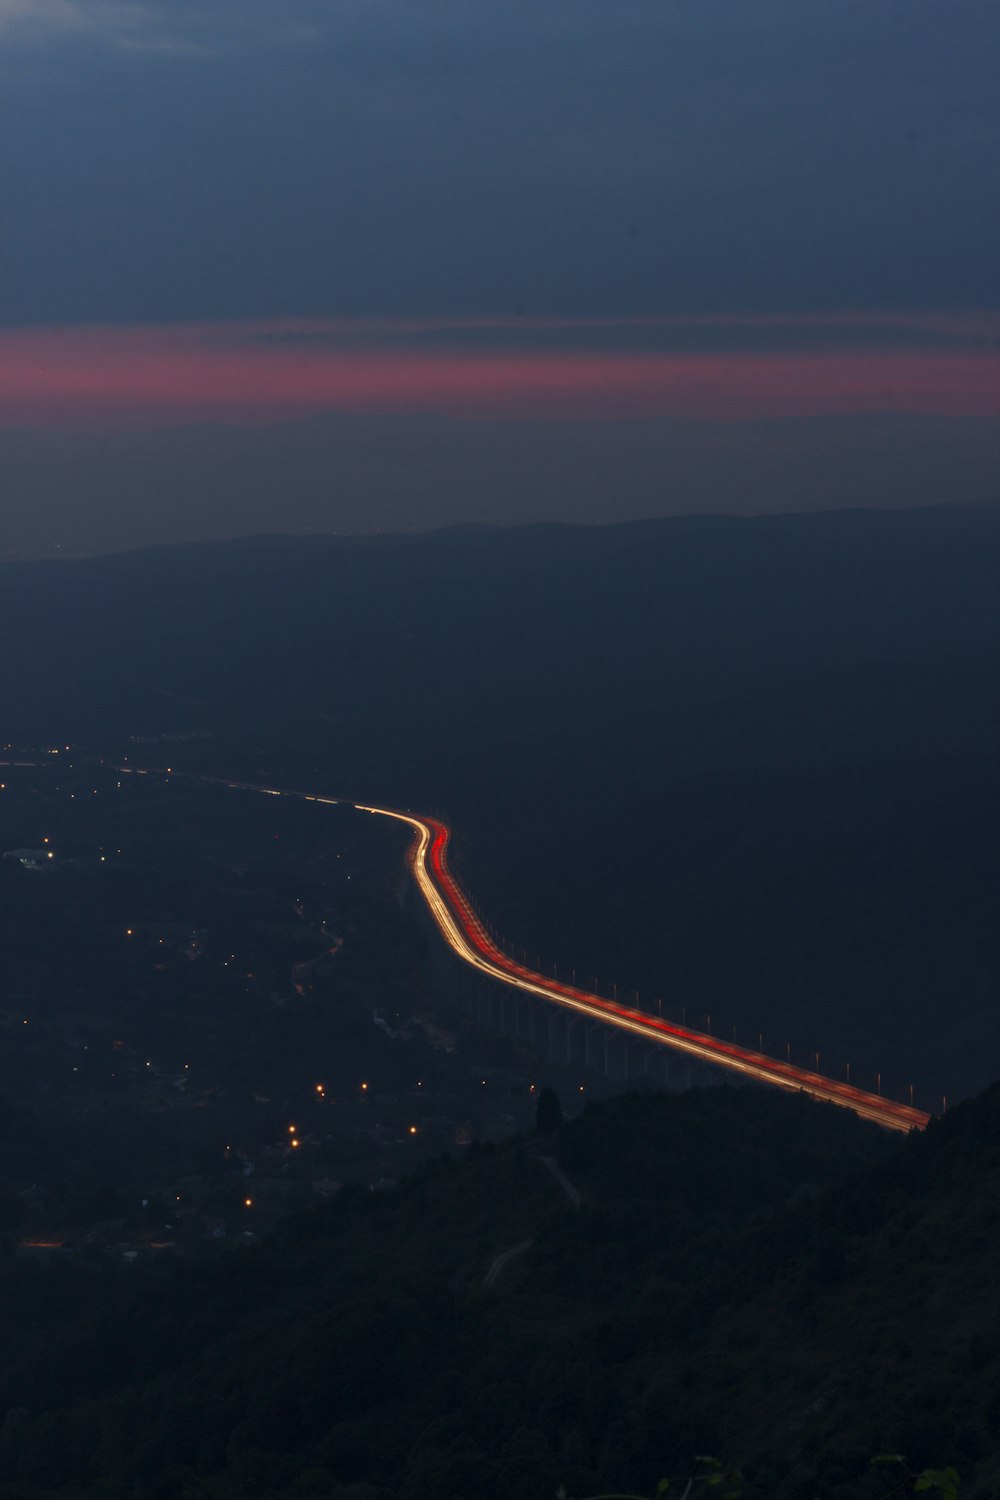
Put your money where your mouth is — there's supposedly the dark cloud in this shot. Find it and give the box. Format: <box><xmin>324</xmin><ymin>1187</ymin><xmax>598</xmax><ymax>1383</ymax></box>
<box><xmin>1</xmin><ymin>0</ymin><xmax>997</xmax><ymax>325</ymax></box>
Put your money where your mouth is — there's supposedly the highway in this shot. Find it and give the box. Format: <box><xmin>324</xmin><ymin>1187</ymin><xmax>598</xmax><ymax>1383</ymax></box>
<box><xmin>138</xmin><ymin>769</ymin><xmax>932</xmax><ymax>1135</ymax></box>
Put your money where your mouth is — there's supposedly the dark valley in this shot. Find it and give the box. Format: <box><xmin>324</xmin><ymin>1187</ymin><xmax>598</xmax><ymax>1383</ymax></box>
<box><xmin>1</xmin><ymin>506</ymin><xmax>998</xmax><ymax>1498</ymax></box>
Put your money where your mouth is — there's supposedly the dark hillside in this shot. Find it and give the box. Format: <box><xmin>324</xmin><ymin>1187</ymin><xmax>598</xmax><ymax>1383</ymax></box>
<box><xmin>0</xmin><ymin>1082</ymin><xmax>997</xmax><ymax>1498</ymax></box>
<box><xmin>4</xmin><ymin>509</ymin><xmax>997</xmax><ymax>791</ymax></box>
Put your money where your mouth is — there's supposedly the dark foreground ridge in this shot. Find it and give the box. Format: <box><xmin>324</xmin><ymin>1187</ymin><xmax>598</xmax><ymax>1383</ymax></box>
<box><xmin>0</xmin><ymin>1080</ymin><xmax>997</xmax><ymax>1499</ymax></box>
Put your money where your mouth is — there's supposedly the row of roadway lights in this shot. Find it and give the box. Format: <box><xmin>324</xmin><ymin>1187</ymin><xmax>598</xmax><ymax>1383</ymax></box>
<box><xmin>15</xmin><ymin>781</ymin><xmax>930</xmax><ymax>1113</ymax></box>
<box><xmin>78</xmin><ymin>839</ymin><xmax>937</xmax><ymax>1114</ymax></box>
<box><xmin>466</xmin><ymin>892</ymin><xmax>928</xmax><ymax>1111</ymax></box>
<box><xmin>119</xmin><ymin>904</ymin><xmax>931</xmax><ymax>1111</ymax></box>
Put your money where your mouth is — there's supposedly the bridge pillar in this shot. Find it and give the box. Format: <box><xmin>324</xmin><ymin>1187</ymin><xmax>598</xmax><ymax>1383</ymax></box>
<box><xmin>656</xmin><ymin>1046</ymin><xmax>689</xmax><ymax>1090</ymax></box>
<box><xmin>472</xmin><ymin>985</ymin><xmax>705</xmax><ymax>1094</ymax></box>
<box><xmin>566</xmin><ymin>1018</ymin><xmax>586</xmax><ymax>1066</ymax></box>
<box><xmin>500</xmin><ymin>991</ymin><xmax>518</xmax><ymax>1039</ymax></box>
<box><xmin>530</xmin><ymin>1004</ymin><xmax>548</xmax><ymax>1055</ymax></box>
<box><xmin>545</xmin><ymin>1008</ymin><xmax>567</xmax><ymax>1065</ymax></box>
<box><xmin>638</xmin><ymin>1041</ymin><xmax>661</xmax><ymax>1082</ymax></box>
<box><xmin>650</xmin><ymin>1043</ymin><xmax>671</xmax><ymax>1086</ymax></box>
<box><xmin>604</xmin><ymin>1033</ymin><xmax>628</xmax><ymax>1081</ymax></box>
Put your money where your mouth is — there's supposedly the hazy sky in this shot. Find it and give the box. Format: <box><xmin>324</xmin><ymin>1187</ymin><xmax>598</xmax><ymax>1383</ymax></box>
<box><xmin>1</xmin><ymin>0</ymin><xmax>998</xmax><ymax>555</ymax></box>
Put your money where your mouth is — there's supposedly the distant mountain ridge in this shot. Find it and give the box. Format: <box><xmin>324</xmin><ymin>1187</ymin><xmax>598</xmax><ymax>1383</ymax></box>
<box><xmin>3</xmin><ymin>503</ymin><xmax>997</xmax><ymax>752</ymax></box>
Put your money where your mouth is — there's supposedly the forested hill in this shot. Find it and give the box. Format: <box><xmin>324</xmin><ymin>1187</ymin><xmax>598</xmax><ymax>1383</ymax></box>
<box><xmin>1</xmin><ymin>1080</ymin><xmax>998</xmax><ymax>1499</ymax></box>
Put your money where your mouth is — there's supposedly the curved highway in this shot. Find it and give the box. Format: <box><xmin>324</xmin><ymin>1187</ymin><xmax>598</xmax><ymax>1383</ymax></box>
<box><xmin>155</xmin><ymin>771</ymin><xmax>931</xmax><ymax>1135</ymax></box>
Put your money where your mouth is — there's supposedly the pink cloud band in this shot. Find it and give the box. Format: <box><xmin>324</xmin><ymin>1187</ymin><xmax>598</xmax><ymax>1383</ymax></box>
<box><xmin>1</xmin><ymin>318</ymin><xmax>996</xmax><ymax>429</ymax></box>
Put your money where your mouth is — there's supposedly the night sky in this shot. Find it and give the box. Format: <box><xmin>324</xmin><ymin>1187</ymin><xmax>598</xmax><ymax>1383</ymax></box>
<box><xmin>2</xmin><ymin>0</ymin><xmax>998</xmax><ymax>556</ymax></box>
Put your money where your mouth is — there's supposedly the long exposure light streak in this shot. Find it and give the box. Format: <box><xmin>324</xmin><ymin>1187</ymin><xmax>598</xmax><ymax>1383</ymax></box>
<box><xmin>150</xmin><ymin>770</ymin><xmax>931</xmax><ymax>1134</ymax></box>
